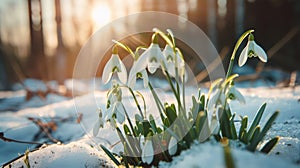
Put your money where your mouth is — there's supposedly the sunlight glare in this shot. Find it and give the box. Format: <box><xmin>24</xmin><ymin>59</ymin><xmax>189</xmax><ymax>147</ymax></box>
<box><xmin>92</xmin><ymin>4</ymin><xmax>111</xmax><ymax>30</ymax></box>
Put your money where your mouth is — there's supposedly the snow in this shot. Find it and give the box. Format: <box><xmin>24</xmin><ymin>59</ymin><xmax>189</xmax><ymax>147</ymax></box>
<box><xmin>7</xmin><ymin>141</ymin><xmax>114</xmax><ymax>168</ymax></box>
<box><xmin>0</xmin><ymin>79</ymin><xmax>300</xmax><ymax>167</ymax></box>
<box><xmin>160</xmin><ymin>141</ymin><xmax>299</xmax><ymax>168</ymax></box>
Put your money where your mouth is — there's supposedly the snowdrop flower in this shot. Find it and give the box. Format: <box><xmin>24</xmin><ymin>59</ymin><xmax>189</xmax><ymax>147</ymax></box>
<box><xmin>227</xmin><ymin>86</ymin><xmax>246</xmax><ymax>104</ymax></box>
<box><xmin>209</xmin><ymin>107</ymin><xmax>221</xmax><ymax>135</ymax></box>
<box><xmin>142</xmin><ymin>140</ymin><xmax>154</xmax><ymax>164</ymax></box>
<box><xmin>128</xmin><ymin>64</ymin><xmax>149</xmax><ymax>88</ymax></box>
<box><xmin>129</xmin><ymin>34</ymin><xmax>166</xmax><ymax>76</ymax></box>
<box><xmin>93</xmin><ymin>109</ymin><xmax>104</xmax><ymax>136</ymax></box>
<box><xmin>104</xmin><ymin>82</ymin><xmax>125</xmax><ymax>124</ymax></box>
<box><xmin>162</xmin><ymin>44</ymin><xmax>186</xmax><ymax>81</ymax></box>
<box><xmin>168</xmin><ymin>137</ymin><xmax>178</xmax><ymax>155</ymax></box>
<box><xmin>102</xmin><ymin>46</ymin><xmax>127</xmax><ymax>84</ymax></box>
<box><xmin>207</xmin><ymin>88</ymin><xmax>226</xmax><ymax>111</ymax></box>
<box><xmin>238</xmin><ymin>34</ymin><xmax>267</xmax><ymax>67</ymax></box>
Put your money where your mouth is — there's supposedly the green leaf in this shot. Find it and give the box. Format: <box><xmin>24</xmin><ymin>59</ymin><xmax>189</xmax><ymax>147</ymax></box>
<box><xmin>142</xmin><ymin>120</ymin><xmax>152</xmax><ymax>137</ymax></box>
<box><xmin>100</xmin><ymin>144</ymin><xmax>121</xmax><ymax>166</ymax></box>
<box><xmin>247</xmin><ymin>126</ymin><xmax>261</xmax><ymax>152</ymax></box>
<box><xmin>149</xmin><ymin>114</ymin><xmax>158</xmax><ymax>133</ymax></box>
<box><xmin>239</xmin><ymin>116</ymin><xmax>248</xmax><ymax>143</ymax></box>
<box><xmin>247</xmin><ymin>103</ymin><xmax>267</xmax><ymax>141</ymax></box>
<box><xmin>258</xmin><ymin>111</ymin><xmax>279</xmax><ymax>144</ymax></box>
<box><xmin>220</xmin><ymin>109</ymin><xmax>231</xmax><ymax>138</ymax></box>
<box><xmin>191</xmin><ymin>96</ymin><xmax>200</xmax><ymax>120</ymax></box>
<box><xmin>195</xmin><ymin>111</ymin><xmax>207</xmax><ymax>137</ymax></box>
<box><xmin>229</xmin><ymin>113</ymin><xmax>238</xmax><ymax>139</ymax></box>
<box><xmin>260</xmin><ymin>136</ymin><xmax>280</xmax><ymax>154</ymax></box>
<box><xmin>164</xmin><ymin>104</ymin><xmax>178</xmax><ymax>125</ymax></box>
<box><xmin>163</xmin><ymin>117</ymin><xmax>171</xmax><ymax>127</ymax></box>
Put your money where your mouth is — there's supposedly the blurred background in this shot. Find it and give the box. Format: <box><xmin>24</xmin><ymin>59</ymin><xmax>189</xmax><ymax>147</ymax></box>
<box><xmin>0</xmin><ymin>0</ymin><xmax>299</xmax><ymax>90</ymax></box>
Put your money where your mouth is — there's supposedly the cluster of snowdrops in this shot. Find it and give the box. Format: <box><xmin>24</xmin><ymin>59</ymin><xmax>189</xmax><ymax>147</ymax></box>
<box><xmin>92</xmin><ymin>28</ymin><xmax>279</xmax><ymax>167</ymax></box>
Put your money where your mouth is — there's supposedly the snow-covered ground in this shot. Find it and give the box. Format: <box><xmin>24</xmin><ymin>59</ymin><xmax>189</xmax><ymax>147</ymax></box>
<box><xmin>0</xmin><ymin>79</ymin><xmax>299</xmax><ymax>167</ymax></box>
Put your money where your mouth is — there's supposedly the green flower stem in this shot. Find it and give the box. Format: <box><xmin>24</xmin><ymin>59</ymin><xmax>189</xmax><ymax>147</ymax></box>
<box><xmin>123</xmin><ymin>106</ymin><xmax>137</xmax><ymax>137</ymax></box>
<box><xmin>122</xmin><ymin>86</ymin><xmax>144</xmax><ymax>119</ymax></box>
<box><xmin>153</xmin><ymin>28</ymin><xmax>174</xmax><ymax>48</ymax></box>
<box><xmin>135</xmin><ymin>90</ymin><xmax>147</xmax><ymax>118</ymax></box>
<box><xmin>182</xmin><ymin>74</ymin><xmax>186</xmax><ymax>113</ymax></box>
<box><xmin>226</xmin><ymin>30</ymin><xmax>254</xmax><ymax>79</ymax></box>
<box><xmin>112</xmin><ymin>40</ymin><xmax>135</xmax><ymax>59</ymax></box>
<box><xmin>148</xmin><ymin>82</ymin><xmax>165</xmax><ymax>117</ymax></box>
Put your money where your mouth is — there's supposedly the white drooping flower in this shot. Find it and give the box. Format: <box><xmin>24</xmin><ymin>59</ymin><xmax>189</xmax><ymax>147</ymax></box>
<box><xmin>226</xmin><ymin>85</ymin><xmax>246</xmax><ymax>104</ymax></box>
<box><xmin>93</xmin><ymin>109</ymin><xmax>104</xmax><ymax>136</ymax></box>
<box><xmin>128</xmin><ymin>64</ymin><xmax>149</xmax><ymax>88</ymax></box>
<box><xmin>102</xmin><ymin>47</ymin><xmax>127</xmax><ymax>84</ymax></box>
<box><xmin>238</xmin><ymin>34</ymin><xmax>267</xmax><ymax>67</ymax></box>
<box><xmin>207</xmin><ymin>87</ymin><xmax>225</xmax><ymax>133</ymax></box>
<box><xmin>104</xmin><ymin>82</ymin><xmax>125</xmax><ymax>124</ymax></box>
<box><xmin>141</xmin><ymin>140</ymin><xmax>154</xmax><ymax>164</ymax></box>
<box><xmin>209</xmin><ymin>106</ymin><xmax>222</xmax><ymax>135</ymax></box>
<box><xmin>207</xmin><ymin>88</ymin><xmax>225</xmax><ymax>111</ymax></box>
<box><xmin>168</xmin><ymin>136</ymin><xmax>178</xmax><ymax>156</ymax></box>
<box><xmin>162</xmin><ymin>44</ymin><xmax>186</xmax><ymax>81</ymax></box>
<box><xmin>129</xmin><ymin>35</ymin><xmax>166</xmax><ymax>76</ymax></box>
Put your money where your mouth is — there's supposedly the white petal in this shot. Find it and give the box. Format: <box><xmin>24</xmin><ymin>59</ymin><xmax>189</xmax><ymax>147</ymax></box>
<box><xmin>93</xmin><ymin>119</ymin><xmax>101</xmax><ymax>136</ymax></box>
<box><xmin>253</xmin><ymin>42</ymin><xmax>267</xmax><ymax>62</ymax></box>
<box><xmin>209</xmin><ymin>114</ymin><xmax>220</xmax><ymax>135</ymax></box>
<box><xmin>168</xmin><ymin>137</ymin><xmax>178</xmax><ymax>155</ymax></box>
<box><xmin>115</xmin><ymin>102</ymin><xmax>125</xmax><ymax>124</ymax></box>
<box><xmin>142</xmin><ymin>140</ymin><xmax>154</xmax><ymax>164</ymax></box>
<box><xmin>162</xmin><ymin>45</ymin><xmax>174</xmax><ymax>59</ymax></box>
<box><xmin>105</xmin><ymin>106</ymin><xmax>114</xmax><ymax>121</ymax></box>
<box><xmin>117</xmin><ymin>58</ymin><xmax>127</xmax><ymax>84</ymax></box>
<box><xmin>128</xmin><ymin>65</ymin><xmax>137</xmax><ymax>88</ymax></box>
<box><xmin>219</xmin><ymin>92</ymin><xmax>226</xmax><ymax>105</ymax></box>
<box><xmin>102</xmin><ymin>57</ymin><xmax>113</xmax><ymax>84</ymax></box>
<box><xmin>134</xmin><ymin>48</ymin><xmax>150</xmax><ymax>73</ymax></box>
<box><xmin>232</xmin><ymin>87</ymin><xmax>246</xmax><ymax>104</ymax></box>
<box><xmin>111</xmin><ymin>54</ymin><xmax>120</xmax><ymax>66</ymax></box>
<box><xmin>207</xmin><ymin>89</ymin><xmax>220</xmax><ymax>111</ymax></box>
<box><xmin>238</xmin><ymin>45</ymin><xmax>249</xmax><ymax>67</ymax></box>
<box><xmin>141</xmin><ymin>69</ymin><xmax>149</xmax><ymax>88</ymax></box>
<box><xmin>149</xmin><ymin>44</ymin><xmax>166</xmax><ymax>73</ymax></box>
<box><xmin>166</xmin><ymin>62</ymin><xmax>176</xmax><ymax>77</ymax></box>
<box><xmin>127</xmin><ymin>74</ymin><xmax>136</xmax><ymax>89</ymax></box>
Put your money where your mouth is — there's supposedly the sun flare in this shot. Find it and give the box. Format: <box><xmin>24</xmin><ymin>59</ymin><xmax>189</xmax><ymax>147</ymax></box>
<box><xmin>91</xmin><ymin>4</ymin><xmax>111</xmax><ymax>30</ymax></box>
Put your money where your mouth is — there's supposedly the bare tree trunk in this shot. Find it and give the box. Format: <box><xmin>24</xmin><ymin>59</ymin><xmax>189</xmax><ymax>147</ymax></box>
<box><xmin>54</xmin><ymin>0</ymin><xmax>66</xmax><ymax>83</ymax></box>
<box><xmin>27</xmin><ymin>0</ymin><xmax>46</xmax><ymax>80</ymax></box>
<box><xmin>207</xmin><ymin>0</ymin><xmax>217</xmax><ymax>48</ymax></box>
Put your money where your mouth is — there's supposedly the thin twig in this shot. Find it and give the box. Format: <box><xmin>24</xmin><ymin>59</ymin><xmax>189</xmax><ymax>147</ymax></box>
<box><xmin>0</xmin><ymin>132</ymin><xmax>46</xmax><ymax>145</ymax></box>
